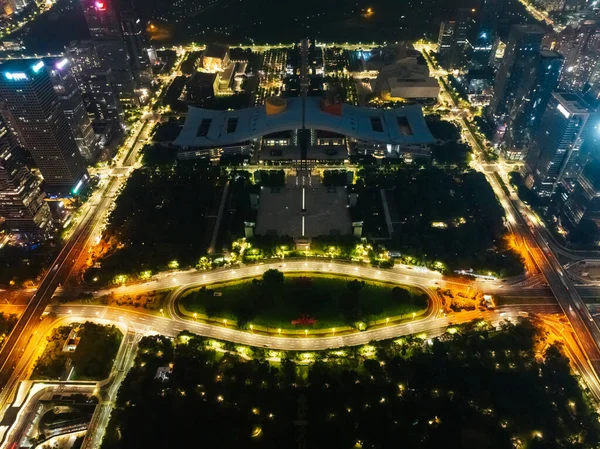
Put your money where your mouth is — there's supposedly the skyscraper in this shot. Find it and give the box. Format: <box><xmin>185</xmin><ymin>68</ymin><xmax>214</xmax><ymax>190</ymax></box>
<box><xmin>489</xmin><ymin>25</ymin><xmax>547</xmax><ymax>124</ymax></box>
<box><xmin>551</xmin><ymin>20</ymin><xmax>600</xmax><ymax>92</ymax></box>
<box><xmin>503</xmin><ymin>50</ymin><xmax>564</xmax><ymax>160</ymax></box>
<box><xmin>0</xmin><ymin>60</ymin><xmax>89</xmax><ymax>193</ymax></box>
<box><xmin>477</xmin><ymin>0</ymin><xmax>500</xmax><ymax>39</ymax></box>
<box><xmin>80</xmin><ymin>0</ymin><xmax>136</xmax><ymax>102</ymax></box>
<box><xmin>66</xmin><ymin>40</ymin><xmax>123</xmax><ymax>126</ymax></box>
<box><xmin>45</xmin><ymin>58</ymin><xmax>97</xmax><ymax>161</ymax></box>
<box><xmin>120</xmin><ymin>9</ymin><xmax>150</xmax><ymax>83</ymax></box>
<box><xmin>526</xmin><ymin>92</ymin><xmax>592</xmax><ymax>196</ymax></box>
<box><xmin>436</xmin><ymin>8</ymin><xmax>474</xmax><ymax>70</ymax></box>
<box><xmin>0</xmin><ymin>123</ymin><xmax>52</xmax><ymax>235</ymax></box>
<box><xmin>437</xmin><ymin>21</ymin><xmax>455</xmax><ymax>61</ymax></box>
<box><xmin>470</xmin><ymin>0</ymin><xmax>500</xmax><ymax>69</ymax></box>
<box><xmin>561</xmin><ymin>158</ymin><xmax>600</xmax><ymax>232</ymax></box>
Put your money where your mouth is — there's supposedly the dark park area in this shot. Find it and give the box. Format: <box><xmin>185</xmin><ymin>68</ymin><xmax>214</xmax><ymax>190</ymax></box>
<box><xmin>102</xmin><ymin>319</ymin><xmax>600</xmax><ymax>449</ymax></box>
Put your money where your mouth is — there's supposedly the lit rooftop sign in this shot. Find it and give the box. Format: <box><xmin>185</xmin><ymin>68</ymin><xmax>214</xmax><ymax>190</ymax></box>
<box><xmin>557</xmin><ymin>103</ymin><xmax>571</xmax><ymax>119</ymax></box>
<box><xmin>4</xmin><ymin>72</ymin><xmax>28</xmax><ymax>81</ymax></box>
<box><xmin>55</xmin><ymin>58</ymin><xmax>69</xmax><ymax>70</ymax></box>
<box><xmin>95</xmin><ymin>1</ymin><xmax>106</xmax><ymax>10</ymax></box>
<box><xmin>32</xmin><ymin>61</ymin><xmax>44</xmax><ymax>73</ymax></box>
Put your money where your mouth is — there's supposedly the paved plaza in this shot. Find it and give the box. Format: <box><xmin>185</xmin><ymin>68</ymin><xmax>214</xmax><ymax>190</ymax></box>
<box><xmin>255</xmin><ymin>175</ymin><xmax>351</xmax><ymax>238</ymax></box>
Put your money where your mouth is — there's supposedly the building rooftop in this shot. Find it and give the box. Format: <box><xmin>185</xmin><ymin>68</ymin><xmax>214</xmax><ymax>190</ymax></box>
<box><xmin>538</xmin><ymin>50</ymin><xmax>563</xmax><ymax>59</ymax></box>
<box><xmin>189</xmin><ymin>71</ymin><xmax>218</xmax><ymax>85</ymax></box>
<box><xmin>174</xmin><ymin>97</ymin><xmax>434</xmax><ymax>148</ymax></box>
<box><xmin>204</xmin><ymin>44</ymin><xmax>229</xmax><ymax>60</ymax></box>
<box><xmin>513</xmin><ymin>24</ymin><xmax>547</xmax><ymax>34</ymax></box>
<box><xmin>555</xmin><ymin>92</ymin><xmax>590</xmax><ymax>114</ymax></box>
<box><xmin>0</xmin><ymin>58</ymin><xmax>45</xmax><ymax>76</ymax></box>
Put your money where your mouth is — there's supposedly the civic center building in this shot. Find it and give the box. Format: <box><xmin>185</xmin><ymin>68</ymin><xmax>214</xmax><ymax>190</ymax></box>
<box><xmin>174</xmin><ymin>96</ymin><xmax>435</xmax><ymax>165</ymax></box>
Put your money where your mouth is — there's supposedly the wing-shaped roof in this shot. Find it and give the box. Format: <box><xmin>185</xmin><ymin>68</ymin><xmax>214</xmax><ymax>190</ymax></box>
<box><xmin>174</xmin><ymin>97</ymin><xmax>434</xmax><ymax>147</ymax></box>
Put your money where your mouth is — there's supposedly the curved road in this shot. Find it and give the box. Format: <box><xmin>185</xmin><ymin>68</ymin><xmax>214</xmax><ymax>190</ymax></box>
<box><xmin>86</xmin><ymin>258</ymin><xmax>539</xmax><ymax>304</ymax></box>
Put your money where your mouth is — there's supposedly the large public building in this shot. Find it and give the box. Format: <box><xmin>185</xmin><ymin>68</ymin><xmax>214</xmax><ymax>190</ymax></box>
<box><xmin>174</xmin><ymin>96</ymin><xmax>435</xmax><ymax>164</ymax></box>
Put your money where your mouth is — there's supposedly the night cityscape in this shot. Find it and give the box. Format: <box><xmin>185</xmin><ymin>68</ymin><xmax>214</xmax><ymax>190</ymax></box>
<box><xmin>0</xmin><ymin>0</ymin><xmax>598</xmax><ymax>447</ymax></box>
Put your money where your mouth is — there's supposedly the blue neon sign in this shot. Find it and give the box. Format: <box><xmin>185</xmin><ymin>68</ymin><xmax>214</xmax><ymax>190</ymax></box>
<box><xmin>4</xmin><ymin>72</ymin><xmax>28</xmax><ymax>81</ymax></box>
<box><xmin>32</xmin><ymin>61</ymin><xmax>44</xmax><ymax>73</ymax></box>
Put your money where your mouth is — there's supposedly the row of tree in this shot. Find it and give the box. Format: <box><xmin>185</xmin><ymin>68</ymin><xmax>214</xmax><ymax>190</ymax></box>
<box><xmin>102</xmin><ymin>319</ymin><xmax>599</xmax><ymax>449</ymax></box>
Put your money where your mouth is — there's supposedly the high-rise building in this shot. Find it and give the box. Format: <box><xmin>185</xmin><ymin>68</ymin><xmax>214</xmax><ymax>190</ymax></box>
<box><xmin>66</xmin><ymin>40</ymin><xmax>123</xmax><ymax>126</ymax></box>
<box><xmin>526</xmin><ymin>92</ymin><xmax>592</xmax><ymax>196</ymax></box>
<box><xmin>437</xmin><ymin>21</ymin><xmax>455</xmax><ymax>60</ymax></box>
<box><xmin>550</xmin><ymin>20</ymin><xmax>600</xmax><ymax>93</ymax></box>
<box><xmin>0</xmin><ymin>60</ymin><xmax>89</xmax><ymax>193</ymax></box>
<box><xmin>471</xmin><ymin>31</ymin><xmax>498</xmax><ymax>69</ymax></box>
<box><xmin>489</xmin><ymin>25</ymin><xmax>547</xmax><ymax>124</ymax></box>
<box><xmin>80</xmin><ymin>0</ymin><xmax>136</xmax><ymax>102</ymax></box>
<box><xmin>0</xmin><ymin>123</ymin><xmax>52</xmax><ymax>235</ymax></box>
<box><xmin>120</xmin><ymin>9</ymin><xmax>150</xmax><ymax>83</ymax></box>
<box><xmin>561</xmin><ymin>158</ymin><xmax>600</xmax><ymax>232</ymax></box>
<box><xmin>436</xmin><ymin>9</ymin><xmax>474</xmax><ymax>70</ymax></box>
<box><xmin>470</xmin><ymin>0</ymin><xmax>500</xmax><ymax>69</ymax></box>
<box><xmin>503</xmin><ymin>50</ymin><xmax>564</xmax><ymax>160</ymax></box>
<box><xmin>477</xmin><ymin>0</ymin><xmax>500</xmax><ymax>38</ymax></box>
<box><xmin>45</xmin><ymin>58</ymin><xmax>96</xmax><ymax>161</ymax></box>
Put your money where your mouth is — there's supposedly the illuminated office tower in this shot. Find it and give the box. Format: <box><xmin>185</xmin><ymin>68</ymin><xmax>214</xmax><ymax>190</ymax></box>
<box><xmin>471</xmin><ymin>0</ymin><xmax>500</xmax><ymax>68</ymax></box>
<box><xmin>561</xmin><ymin>158</ymin><xmax>600</xmax><ymax>234</ymax></box>
<box><xmin>527</xmin><ymin>92</ymin><xmax>592</xmax><ymax>196</ymax></box>
<box><xmin>436</xmin><ymin>8</ymin><xmax>474</xmax><ymax>70</ymax></box>
<box><xmin>80</xmin><ymin>0</ymin><xmax>136</xmax><ymax>102</ymax></box>
<box><xmin>489</xmin><ymin>25</ymin><xmax>546</xmax><ymax>124</ymax></box>
<box><xmin>0</xmin><ymin>60</ymin><xmax>88</xmax><ymax>194</ymax></box>
<box><xmin>120</xmin><ymin>9</ymin><xmax>150</xmax><ymax>83</ymax></box>
<box><xmin>502</xmin><ymin>50</ymin><xmax>563</xmax><ymax>160</ymax></box>
<box><xmin>438</xmin><ymin>21</ymin><xmax>455</xmax><ymax>58</ymax></box>
<box><xmin>45</xmin><ymin>58</ymin><xmax>96</xmax><ymax>161</ymax></box>
<box><xmin>0</xmin><ymin>124</ymin><xmax>52</xmax><ymax>236</ymax></box>
<box><xmin>66</xmin><ymin>40</ymin><xmax>123</xmax><ymax>126</ymax></box>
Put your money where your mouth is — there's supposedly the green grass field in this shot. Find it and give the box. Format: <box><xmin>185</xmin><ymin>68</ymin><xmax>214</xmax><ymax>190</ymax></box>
<box><xmin>179</xmin><ymin>273</ymin><xmax>428</xmax><ymax>330</ymax></box>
